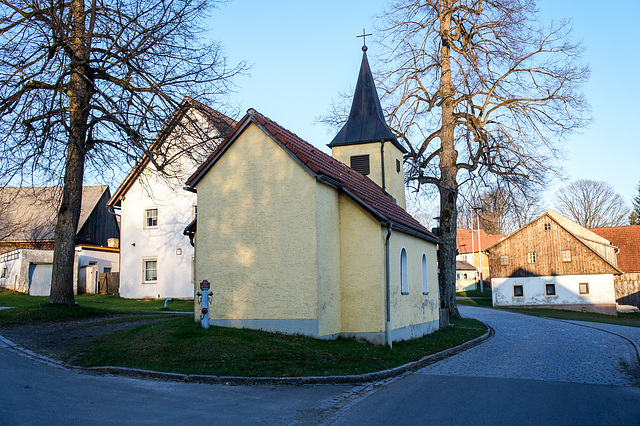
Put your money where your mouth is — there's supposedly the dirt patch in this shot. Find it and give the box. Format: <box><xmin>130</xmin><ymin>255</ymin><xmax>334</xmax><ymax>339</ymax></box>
<box><xmin>0</xmin><ymin>314</ymin><xmax>186</xmax><ymax>362</ymax></box>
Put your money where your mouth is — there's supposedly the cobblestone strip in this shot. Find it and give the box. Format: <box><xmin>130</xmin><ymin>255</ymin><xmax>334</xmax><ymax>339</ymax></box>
<box><xmin>417</xmin><ymin>306</ymin><xmax>636</xmax><ymax>386</ymax></box>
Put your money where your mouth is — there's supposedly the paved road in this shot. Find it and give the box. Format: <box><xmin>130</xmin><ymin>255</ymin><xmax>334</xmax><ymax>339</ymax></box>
<box><xmin>330</xmin><ymin>306</ymin><xmax>640</xmax><ymax>424</ymax></box>
<box><xmin>2</xmin><ymin>306</ymin><xmax>640</xmax><ymax>425</ymax></box>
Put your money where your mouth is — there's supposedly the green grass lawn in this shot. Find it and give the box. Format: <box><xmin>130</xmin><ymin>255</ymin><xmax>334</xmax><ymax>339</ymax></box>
<box><xmin>74</xmin><ymin>316</ymin><xmax>487</xmax><ymax>377</ymax></box>
<box><xmin>456</xmin><ymin>288</ymin><xmax>492</xmax><ymax>298</ymax></box>
<box><xmin>501</xmin><ymin>307</ymin><xmax>640</xmax><ymax>328</ymax></box>
<box><xmin>0</xmin><ymin>289</ymin><xmax>193</xmax><ymax>326</ymax></box>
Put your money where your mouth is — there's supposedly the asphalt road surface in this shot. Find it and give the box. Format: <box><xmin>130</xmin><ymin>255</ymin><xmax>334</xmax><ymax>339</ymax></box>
<box><xmin>2</xmin><ymin>306</ymin><xmax>639</xmax><ymax>425</ymax></box>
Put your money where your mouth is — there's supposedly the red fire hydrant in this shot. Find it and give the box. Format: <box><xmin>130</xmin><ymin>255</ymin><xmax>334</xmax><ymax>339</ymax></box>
<box><xmin>197</xmin><ymin>279</ymin><xmax>212</xmax><ymax>329</ymax></box>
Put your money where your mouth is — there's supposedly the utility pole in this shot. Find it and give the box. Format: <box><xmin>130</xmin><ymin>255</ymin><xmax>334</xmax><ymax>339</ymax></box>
<box><xmin>473</xmin><ymin>207</ymin><xmax>483</xmax><ymax>293</ymax></box>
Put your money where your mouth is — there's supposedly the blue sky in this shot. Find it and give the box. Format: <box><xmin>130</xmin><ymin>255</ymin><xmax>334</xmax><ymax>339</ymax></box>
<box><xmin>207</xmin><ymin>0</ymin><xmax>640</xmax><ymax>209</ymax></box>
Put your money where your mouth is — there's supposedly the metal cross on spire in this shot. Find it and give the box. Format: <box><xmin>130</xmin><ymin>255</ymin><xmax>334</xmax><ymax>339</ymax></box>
<box><xmin>357</xmin><ymin>28</ymin><xmax>372</xmax><ymax>51</ymax></box>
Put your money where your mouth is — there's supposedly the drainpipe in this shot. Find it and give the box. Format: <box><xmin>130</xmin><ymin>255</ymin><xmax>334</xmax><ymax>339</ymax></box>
<box><xmin>385</xmin><ymin>222</ymin><xmax>393</xmax><ymax>348</ymax></box>
<box><xmin>380</xmin><ymin>140</ymin><xmax>386</xmax><ymax>194</ymax></box>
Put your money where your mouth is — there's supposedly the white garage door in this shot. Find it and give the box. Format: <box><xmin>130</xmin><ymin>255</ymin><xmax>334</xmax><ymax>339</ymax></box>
<box><xmin>28</xmin><ymin>263</ymin><xmax>53</xmax><ymax>296</ymax></box>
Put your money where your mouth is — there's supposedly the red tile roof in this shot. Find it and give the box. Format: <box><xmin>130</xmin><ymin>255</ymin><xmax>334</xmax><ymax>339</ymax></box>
<box><xmin>187</xmin><ymin>109</ymin><xmax>439</xmax><ymax>243</ymax></box>
<box><xmin>457</xmin><ymin>229</ymin><xmax>505</xmax><ymax>254</ymax></box>
<box><xmin>591</xmin><ymin>225</ymin><xmax>640</xmax><ymax>272</ymax></box>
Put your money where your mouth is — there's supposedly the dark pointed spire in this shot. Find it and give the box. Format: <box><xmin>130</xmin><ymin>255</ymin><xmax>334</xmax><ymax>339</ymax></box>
<box><xmin>328</xmin><ymin>49</ymin><xmax>407</xmax><ymax>153</ymax></box>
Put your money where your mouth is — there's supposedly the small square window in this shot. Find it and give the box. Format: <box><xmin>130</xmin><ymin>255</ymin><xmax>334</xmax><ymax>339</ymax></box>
<box><xmin>545</xmin><ymin>283</ymin><xmax>556</xmax><ymax>296</ymax></box>
<box><xmin>527</xmin><ymin>252</ymin><xmax>536</xmax><ymax>263</ymax></box>
<box><xmin>143</xmin><ymin>259</ymin><xmax>157</xmax><ymax>283</ymax></box>
<box><xmin>463</xmin><ymin>273</ymin><xmax>468</xmax><ymax>279</ymax></box>
<box><xmin>500</xmin><ymin>256</ymin><xmax>509</xmax><ymax>265</ymax></box>
<box><xmin>513</xmin><ymin>285</ymin><xmax>524</xmax><ymax>297</ymax></box>
<box><xmin>544</xmin><ymin>223</ymin><xmax>551</xmax><ymax>231</ymax></box>
<box><xmin>562</xmin><ymin>250</ymin><xmax>571</xmax><ymax>262</ymax></box>
<box><xmin>579</xmin><ymin>283</ymin><xmax>589</xmax><ymax>294</ymax></box>
<box><xmin>144</xmin><ymin>208</ymin><xmax>158</xmax><ymax>229</ymax></box>
<box><xmin>456</xmin><ymin>273</ymin><xmax>460</xmax><ymax>280</ymax></box>
<box><xmin>1</xmin><ymin>267</ymin><xmax>6</xmax><ymax>278</ymax></box>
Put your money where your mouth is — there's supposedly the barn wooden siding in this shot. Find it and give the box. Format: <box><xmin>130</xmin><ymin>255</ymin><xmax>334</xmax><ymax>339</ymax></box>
<box><xmin>487</xmin><ymin>214</ymin><xmax>619</xmax><ymax>278</ymax></box>
<box><xmin>615</xmin><ymin>272</ymin><xmax>640</xmax><ymax>308</ymax></box>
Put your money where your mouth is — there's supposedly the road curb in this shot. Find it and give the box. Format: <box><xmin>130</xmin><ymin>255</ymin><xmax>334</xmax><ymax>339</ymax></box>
<box><xmin>1</xmin><ymin>325</ymin><xmax>493</xmax><ymax>386</ymax></box>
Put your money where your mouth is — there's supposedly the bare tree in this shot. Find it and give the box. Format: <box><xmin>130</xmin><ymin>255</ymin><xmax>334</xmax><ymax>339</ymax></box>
<box><xmin>377</xmin><ymin>0</ymin><xmax>589</xmax><ymax>316</ymax></box>
<box><xmin>630</xmin><ymin>180</ymin><xmax>640</xmax><ymax>225</ymax></box>
<box><xmin>554</xmin><ymin>179</ymin><xmax>630</xmax><ymax>228</ymax></box>
<box><xmin>0</xmin><ymin>0</ymin><xmax>245</xmax><ymax>304</ymax></box>
<box><xmin>458</xmin><ymin>183</ymin><xmax>545</xmax><ymax>235</ymax></box>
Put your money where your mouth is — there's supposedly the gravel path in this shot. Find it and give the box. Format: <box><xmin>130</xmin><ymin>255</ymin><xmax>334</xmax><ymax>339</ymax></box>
<box><xmin>417</xmin><ymin>306</ymin><xmax>639</xmax><ymax>386</ymax></box>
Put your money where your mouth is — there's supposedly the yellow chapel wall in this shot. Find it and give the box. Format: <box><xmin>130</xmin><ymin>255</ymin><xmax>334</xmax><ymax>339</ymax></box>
<box><xmin>314</xmin><ymin>183</ymin><xmax>342</xmax><ymax>337</ymax></box>
<box><xmin>194</xmin><ymin>123</ymin><xmax>320</xmax><ymax>325</ymax></box>
<box><xmin>388</xmin><ymin>231</ymin><xmax>440</xmax><ymax>336</ymax></box>
<box><xmin>331</xmin><ymin>142</ymin><xmax>407</xmax><ymax>209</ymax></box>
<box><xmin>338</xmin><ymin>193</ymin><xmax>385</xmax><ymax>335</ymax></box>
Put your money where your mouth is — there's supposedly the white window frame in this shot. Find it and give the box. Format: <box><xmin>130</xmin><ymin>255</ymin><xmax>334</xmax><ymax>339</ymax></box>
<box><xmin>562</xmin><ymin>250</ymin><xmax>572</xmax><ymax>262</ymax></box>
<box><xmin>500</xmin><ymin>256</ymin><xmax>509</xmax><ymax>265</ymax></box>
<box><xmin>527</xmin><ymin>252</ymin><xmax>536</xmax><ymax>264</ymax></box>
<box><xmin>400</xmin><ymin>247</ymin><xmax>408</xmax><ymax>295</ymax></box>
<box><xmin>143</xmin><ymin>257</ymin><xmax>158</xmax><ymax>283</ymax></box>
<box><xmin>421</xmin><ymin>253</ymin><xmax>428</xmax><ymax>294</ymax></box>
<box><xmin>144</xmin><ymin>208</ymin><xmax>158</xmax><ymax>229</ymax></box>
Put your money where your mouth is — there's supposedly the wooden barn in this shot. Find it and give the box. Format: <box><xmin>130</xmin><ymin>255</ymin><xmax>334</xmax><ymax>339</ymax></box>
<box><xmin>485</xmin><ymin>209</ymin><xmax>621</xmax><ymax>315</ymax></box>
<box><xmin>591</xmin><ymin>225</ymin><xmax>640</xmax><ymax>310</ymax></box>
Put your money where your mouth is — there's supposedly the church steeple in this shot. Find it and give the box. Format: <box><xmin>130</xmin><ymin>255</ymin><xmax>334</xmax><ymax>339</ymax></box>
<box><xmin>329</xmin><ymin>43</ymin><xmax>407</xmax><ymax>209</ymax></box>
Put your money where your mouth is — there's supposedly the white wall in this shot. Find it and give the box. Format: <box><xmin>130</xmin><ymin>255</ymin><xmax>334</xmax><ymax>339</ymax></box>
<box><xmin>118</xmin><ymin>159</ymin><xmax>197</xmax><ymax>299</ymax></box>
<box><xmin>0</xmin><ymin>249</ymin><xmax>53</xmax><ymax>294</ymax></box>
<box><xmin>492</xmin><ymin>274</ymin><xmax>616</xmax><ymax>308</ymax></box>
<box><xmin>76</xmin><ymin>247</ymin><xmax>119</xmax><ymax>273</ymax></box>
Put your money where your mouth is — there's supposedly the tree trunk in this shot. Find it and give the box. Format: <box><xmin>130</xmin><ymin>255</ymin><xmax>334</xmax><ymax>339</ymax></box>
<box><xmin>49</xmin><ymin>0</ymin><xmax>90</xmax><ymax>305</ymax></box>
<box><xmin>437</xmin><ymin>0</ymin><xmax>461</xmax><ymax>318</ymax></box>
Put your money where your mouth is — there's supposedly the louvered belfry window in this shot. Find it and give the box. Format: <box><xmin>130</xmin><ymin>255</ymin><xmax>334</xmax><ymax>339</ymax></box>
<box><xmin>350</xmin><ymin>154</ymin><xmax>370</xmax><ymax>175</ymax></box>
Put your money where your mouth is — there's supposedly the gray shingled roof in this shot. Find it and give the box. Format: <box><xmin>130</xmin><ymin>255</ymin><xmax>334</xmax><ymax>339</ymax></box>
<box><xmin>0</xmin><ymin>186</ymin><xmax>109</xmax><ymax>242</ymax></box>
<box><xmin>328</xmin><ymin>49</ymin><xmax>406</xmax><ymax>153</ymax></box>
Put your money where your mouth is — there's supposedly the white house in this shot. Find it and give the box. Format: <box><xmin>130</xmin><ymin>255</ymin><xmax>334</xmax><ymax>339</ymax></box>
<box><xmin>486</xmin><ymin>209</ymin><xmax>621</xmax><ymax>315</ymax></box>
<box><xmin>107</xmin><ymin>97</ymin><xmax>235</xmax><ymax>300</ymax></box>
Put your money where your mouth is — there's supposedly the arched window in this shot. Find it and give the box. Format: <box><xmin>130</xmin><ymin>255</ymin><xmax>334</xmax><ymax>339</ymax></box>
<box><xmin>422</xmin><ymin>253</ymin><xmax>428</xmax><ymax>294</ymax></box>
<box><xmin>401</xmin><ymin>247</ymin><xmax>408</xmax><ymax>294</ymax></box>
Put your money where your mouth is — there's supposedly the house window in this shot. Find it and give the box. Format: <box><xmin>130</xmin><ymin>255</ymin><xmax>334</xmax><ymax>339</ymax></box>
<box><xmin>350</xmin><ymin>154</ymin><xmax>370</xmax><ymax>175</ymax></box>
<box><xmin>143</xmin><ymin>258</ymin><xmax>158</xmax><ymax>283</ymax></box>
<box><xmin>396</xmin><ymin>159</ymin><xmax>401</xmax><ymax>173</ymax></box>
<box><xmin>544</xmin><ymin>222</ymin><xmax>551</xmax><ymax>231</ymax></box>
<box><xmin>400</xmin><ymin>247</ymin><xmax>408</xmax><ymax>294</ymax></box>
<box><xmin>545</xmin><ymin>283</ymin><xmax>556</xmax><ymax>296</ymax></box>
<box><xmin>463</xmin><ymin>273</ymin><xmax>468</xmax><ymax>279</ymax></box>
<box><xmin>500</xmin><ymin>256</ymin><xmax>509</xmax><ymax>265</ymax></box>
<box><xmin>1</xmin><ymin>267</ymin><xmax>6</xmax><ymax>278</ymax></box>
<box><xmin>513</xmin><ymin>285</ymin><xmax>524</xmax><ymax>297</ymax></box>
<box><xmin>456</xmin><ymin>273</ymin><xmax>461</xmax><ymax>280</ymax></box>
<box><xmin>579</xmin><ymin>282</ymin><xmax>589</xmax><ymax>294</ymax></box>
<box><xmin>527</xmin><ymin>252</ymin><xmax>536</xmax><ymax>263</ymax></box>
<box><xmin>104</xmin><ymin>267</ymin><xmax>111</xmax><ymax>273</ymax></box>
<box><xmin>421</xmin><ymin>253</ymin><xmax>428</xmax><ymax>294</ymax></box>
<box><xmin>144</xmin><ymin>208</ymin><xmax>158</xmax><ymax>229</ymax></box>
<box><xmin>562</xmin><ymin>250</ymin><xmax>572</xmax><ymax>262</ymax></box>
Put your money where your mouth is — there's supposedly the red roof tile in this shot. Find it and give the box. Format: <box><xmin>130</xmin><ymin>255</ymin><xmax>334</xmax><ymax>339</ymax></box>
<box><xmin>591</xmin><ymin>225</ymin><xmax>640</xmax><ymax>272</ymax></box>
<box><xmin>457</xmin><ymin>229</ymin><xmax>505</xmax><ymax>254</ymax></box>
<box><xmin>187</xmin><ymin>109</ymin><xmax>439</xmax><ymax>243</ymax></box>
